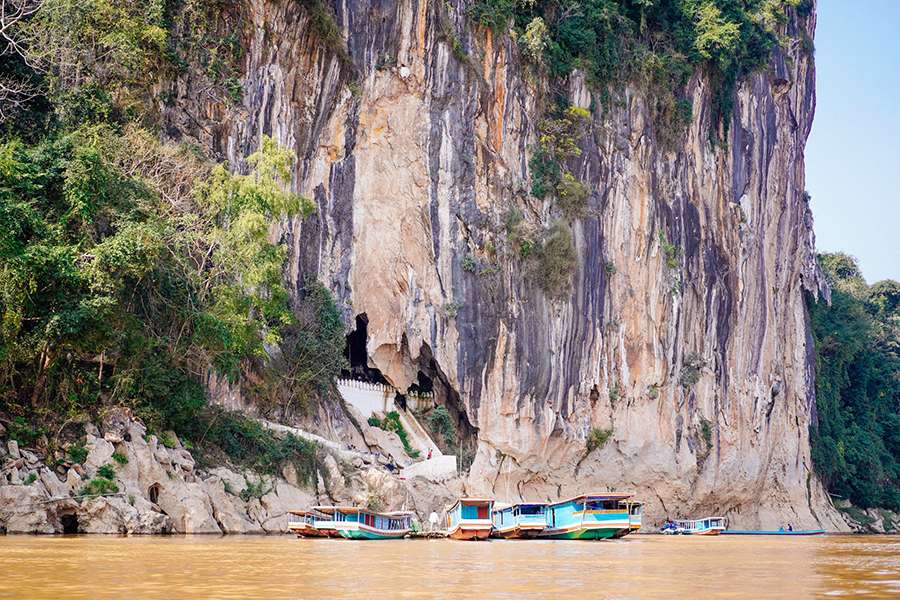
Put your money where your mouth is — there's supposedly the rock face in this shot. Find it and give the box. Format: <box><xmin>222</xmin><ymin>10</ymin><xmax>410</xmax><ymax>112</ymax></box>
<box><xmin>159</xmin><ymin>0</ymin><xmax>843</xmax><ymax>529</ymax></box>
<box><xmin>0</xmin><ymin>408</ymin><xmax>457</xmax><ymax>534</ymax></box>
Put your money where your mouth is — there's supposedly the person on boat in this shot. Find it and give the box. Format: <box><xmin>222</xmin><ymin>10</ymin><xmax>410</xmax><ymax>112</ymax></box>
<box><xmin>788</xmin><ymin>524</ymin><xmax>793</xmax><ymax>532</ymax></box>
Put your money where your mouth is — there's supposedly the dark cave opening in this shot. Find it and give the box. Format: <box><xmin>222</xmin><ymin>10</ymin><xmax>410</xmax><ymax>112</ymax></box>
<box><xmin>60</xmin><ymin>512</ymin><xmax>79</xmax><ymax>534</ymax></box>
<box><xmin>148</xmin><ymin>483</ymin><xmax>161</xmax><ymax>505</ymax></box>
<box><xmin>342</xmin><ymin>314</ymin><xmax>389</xmax><ymax>385</ymax></box>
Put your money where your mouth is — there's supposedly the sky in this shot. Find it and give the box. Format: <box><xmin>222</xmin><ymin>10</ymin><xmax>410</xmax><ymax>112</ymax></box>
<box><xmin>805</xmin><ymin>0</ymin><xmax>900</xmax><ymax>283</ymax></box>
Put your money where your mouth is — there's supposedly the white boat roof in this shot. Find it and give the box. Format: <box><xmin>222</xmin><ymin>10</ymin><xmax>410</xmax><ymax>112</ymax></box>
<box><xmin>448</xmin><ymin>497</ymin><xmax>494</xmax><ymax>511</ymax></box>
<box><xmin>551</xmin><ymin>492</ymin><xmax>635</xmax><ymax>505</ymax></box>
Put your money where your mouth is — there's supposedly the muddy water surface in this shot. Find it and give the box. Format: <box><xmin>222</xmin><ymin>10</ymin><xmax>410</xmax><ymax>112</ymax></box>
<box><xmin>0</xmin><ymin>534</ymin><xmax>897</xmax><ymax>598</ymax></box>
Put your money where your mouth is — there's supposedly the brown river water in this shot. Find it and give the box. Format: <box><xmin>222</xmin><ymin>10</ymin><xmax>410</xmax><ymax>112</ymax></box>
<box><xmin>0</xmin><ymin>534</ymin><xmax>897</xmax><ymax>599</ymax></box>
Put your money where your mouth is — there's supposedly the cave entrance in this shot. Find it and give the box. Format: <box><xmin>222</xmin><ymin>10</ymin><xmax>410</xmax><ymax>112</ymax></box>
<box><xmin>148</xmin><ymin>483</ymin><xmax>161</xmax><ymax>505</ymax></box>
<box><xmin>60</xmin><ymin>512</ymin><xmax>79</xmax><ymax>534</ymax></box>
<box><xmin>342</xmin><ymin>314</ymin><xmax>389</xmax><ymax>385</ymax></box>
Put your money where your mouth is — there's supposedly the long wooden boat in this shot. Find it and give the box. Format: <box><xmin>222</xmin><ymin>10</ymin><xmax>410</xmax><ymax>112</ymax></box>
<box><xmin>722</xmin><ymin>529</ymin><xmax>825</xmax><ymax>536</ymax></box>
<box><xmin>491</xmin><ymin>503</ymin><xmax>547</xmax><ymax>539</ymax></box>
<box><xmin>288</xmin><ymin>509</ymin><xmax>335</xmax><ymax>537</ymax></box>
<box><xmin>666</xmin><ymin>517</ymin><xmax>727</xmax><ymax>536</ymax></box>
<box><xmin>314</xmin><ymin>506</ymin><xmax>413</xmax><ymax>540</ymax></box>
<box><xmin>540</xmin><ymin>493</ymin><xmax>633</xmax><ymax>540</ymax></box>
<box><xmin>447</xmin><ymin>498</ymin><xmax>494</xmax><ymax>540</ymax></box>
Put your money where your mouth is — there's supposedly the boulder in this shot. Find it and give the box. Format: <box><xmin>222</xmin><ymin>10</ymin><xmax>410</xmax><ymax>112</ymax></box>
<box><xmin>40</xmin><ymin>467</ymin><xmax>70</xmax><ymax>498</ymax></box>
<box><xmin>84</xmin><ymin>435</ymin><xmax>115</xmax><ymax>475</ymax></box>
<box><xmin>204</xmin><ymin>476</ymin><xmax>261</xmax><ymax>534</ymax></box>
<box><xmin>66</xmin><ymin>468</ymin><xmax>83</xmax><ymax>493</ymax></box>
<box><xmin>7</xmin><ymin>440</ymin><xmax>20</xmax><ymax>460</ymax></box>
<box><xmin>0</xmin><ymin>485</ymin><xmax>54</xmax><ymax>533</ymax></box>
<box><xmin>155</xmin><ymin>480</ymin><xmax>222</xmax><ymax>534</ymax></box>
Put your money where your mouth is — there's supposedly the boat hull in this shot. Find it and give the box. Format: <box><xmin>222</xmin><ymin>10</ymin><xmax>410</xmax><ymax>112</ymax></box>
<box><xmin>448</xmin><ymin>526</ymin><xmax>493</xmax><ymax>540</ymax></box>
<box><xmin>288</xmin><ymin>523</ymin><xmax>330</xmax><ymax>538</ymax></box>
<box><xmin>491</xmin><ymin>524</ymin><xmax>544</xmax><ymax>539</ymax></box>
<box><xmin>722</xmin><ymin>530</ymin><xmax>825</xmax><ymax>536</ymax></box>
<box><xmin>335</xmin><ymin>524</ymin><xmax>409</xmax><ymax>540</ymax></box>
<box><xmin>540</xmin><ymin>526</ymin><xmax>619</xmax><ymax>540</ymax></box>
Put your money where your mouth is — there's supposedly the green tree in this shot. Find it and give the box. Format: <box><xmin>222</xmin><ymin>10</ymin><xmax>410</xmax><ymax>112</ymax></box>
<box><xmin>809</xmin><ymin>253</ymin><xmax>900</xmax><ymax>511</ymax></box>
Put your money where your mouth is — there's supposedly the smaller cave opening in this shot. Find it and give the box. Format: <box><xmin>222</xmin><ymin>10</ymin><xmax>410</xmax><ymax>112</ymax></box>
<box><xmin>60</xmin><ymin>513</ymin><xmax>79</xmax><ymax>534</ymax></box>
<box><xmin>406</xmin><ymin>371</ymin><xmax>434</xmax><ymax>395</ymax></box>
<box><xmin>342</xmin><ymin>313</ymin><xmax>389</xmax><ymax>385</ymax></box>
<box><xmin>148</xmin><ymin>483</ymin><xmax>161</xmax><ymax>505</ymax></box>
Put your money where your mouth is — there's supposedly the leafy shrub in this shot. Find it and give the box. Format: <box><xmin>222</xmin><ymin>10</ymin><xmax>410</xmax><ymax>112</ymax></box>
<box><xmin>24</xmin><ymin>472</ymin><xmax>38</xmax><ymax>485</ymax></box>
<box><xmin>659</xmin><ymin>230</ymin><xmax>679</xmax><ymax>269</ymax></box>
<box><xmin>604</xmin><ymin>261</ymin><xmax>617</xmax><ymax>276</ymax></box>
<box><xmin>680</xmin><ymin>352</ymin><xmax>706</xmax><ymax>388</ymax></box>
<box><xmin>528</xmin><ymin>221</ymin><xmax>576</xmax><ymax>300</ymax></box>
<box><xmin>647</xmin><ymin>384</ymin><xmax>660</xmax><ymax>400</ymax></box>
<box><xmin>428</xmin><ymin>405</ymin><xmax>457</xmax><ymax>449</ymax></box>
<box><xmin>461</xmin><ymin>255</ymin><xmax>477</xmax><ymax>272</ymax></box>
<box><xmin>586</xmin><ymin>427</ymin><xmax>613</xmax><ymax>453</ymax></box>
<box><xmin>699</xmin><ymin>418</ymin><xmax>713</xmax><ymax>448</ymax></box>
<box><xmin>6</xmin><ymin>417</ymin><xmax>44</xmax><ymax>446</ymax></box>
<box><xmin>67</xmin><ymin>443</ymin><xmax>88</xmax><ymax>464</ymax></box>
<box><xmin>186</xmin><ymin>408</ymin><xmax>320</xmax><ymax>485</ymax></box>
<box><xmin>97</xmin><ymin>464</ymin><xmax>116</xmax><ymax>479</ymax></box>
<box><xmin>79</xmin><ymin>477</ymin><xmax>119</xmax><ymax>497</ymax></box>
<box><xmin>239</xmin><ymin>478</ymin><xmax>271</xmax><ymax>502</ymax></box>
<box><xmin>368</xmin><ymin>411</ymin><xmax>420</xmax><ymax>458</ymax></box>
<box><xmin>111</xmin><ymin>452</ymin><xmax>128</xmax><ymax>465</ymax></box>
<box><xmin>556</xmin><ymin>172</ymin><xmax>590</xmax><ymax>219</ymax></box>
<box><xmin>158</xmin><ymin>433</ymin><xmax>178</xmax><ymax>449</ymax></box>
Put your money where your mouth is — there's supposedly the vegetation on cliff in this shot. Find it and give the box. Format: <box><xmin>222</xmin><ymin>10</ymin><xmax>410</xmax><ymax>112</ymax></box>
<box><xmin>809</xmin><ymin>253</ymin><xmax>900</xmax><ymax>511</ymax></box>
<box><xmin>468</xmin><ymin>0</ymin><xmax>808</xmax><ymax>140</ymax></box>
<box><xmin>0</xmin><ymin>0</ymin><xmax>344</xmax><ymax>476</ymax></box>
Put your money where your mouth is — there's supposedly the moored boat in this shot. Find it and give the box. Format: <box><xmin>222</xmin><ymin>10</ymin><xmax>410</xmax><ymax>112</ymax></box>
<box><xmin>491</xmin><ymin>503</ymin><xmax>547</xmax><ymax>538</ymax></box>
<box><xmin>669</xmin><ymin>517</ymin><xmax>727</xmax><ymax>535</ymax></box>
<box><xmin>722</xmin><ymin>529</ymin><xmax>825</xmax><ymax>536</ymax></box>
<box><xmin>315</xmin><ymin>506</ymin><xmax>413</xmax><ymax>540</ymax></box>
<box><xmin>447</xmin><ymin>498</ymin><xmax>494</xmax><ymax>540</ymax></box>
<box><xmin>540</xmin><ymin>493</ymin><xmax>632</xmax><ymax>540</ymax></box>
<box><xmin>287</xmin><ymin>509</ymin><xmax>333</xmax><ymax>538</ymax></box>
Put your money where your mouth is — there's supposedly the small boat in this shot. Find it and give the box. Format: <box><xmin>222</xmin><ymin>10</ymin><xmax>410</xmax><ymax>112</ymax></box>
<box><xmin>491</xmin><ymin>503</ymin><xmax>547</xmax><ymax>538</ymax></box>
<box><xmin>722</xmin><ymin>529</ymin><xmax>825</xmax><ymax>536</ymax></box>
<box><xmin>667</xmin><ymin>517</ymin><xmax>727</xmax><ymax>535</ymax></box>
<box><xmin>287</xmin><ymin>509</ymin><xmax>334</xmax><ymax>537</ymax></box>
<box><xmin>313</xmin><ymin>506</ymin><xmax>413</xmax><ymax>540</ymax></box>
<box><xmin>447</xmin><ymin>498</ymin><xmax>494</xmax><ymax>540</ymax></box>
<box><xmin>540</xmin><ymin>493</ymin><xmax>633</xmax><ymax>540</ymax></box>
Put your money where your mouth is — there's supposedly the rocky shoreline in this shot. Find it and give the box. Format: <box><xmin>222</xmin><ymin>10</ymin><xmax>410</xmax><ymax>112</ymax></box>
<box><xmin>0</xmin><ymin>409</ymin><xmax>460</xmax><ymax>535</ymax></box>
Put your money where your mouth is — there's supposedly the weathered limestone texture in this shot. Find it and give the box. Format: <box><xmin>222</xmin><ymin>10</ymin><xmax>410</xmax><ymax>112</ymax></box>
<box><xmin>160</xmin><ymin>0</ymin><xmax>843</xmax><ymax>529</ymax></box>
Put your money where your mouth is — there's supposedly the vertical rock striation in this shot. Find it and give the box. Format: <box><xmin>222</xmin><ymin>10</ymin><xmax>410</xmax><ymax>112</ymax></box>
<box><xmin>164</xmin><ymin>0</ymin><xmax>843</xmax><ymax>528</ymax></box>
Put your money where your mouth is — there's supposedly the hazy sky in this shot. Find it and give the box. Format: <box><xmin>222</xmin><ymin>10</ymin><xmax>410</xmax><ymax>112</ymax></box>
<box><xmin>805</xmin><ymin>0</ymin><xmax>900</xmax><ymax>283</ymax></box>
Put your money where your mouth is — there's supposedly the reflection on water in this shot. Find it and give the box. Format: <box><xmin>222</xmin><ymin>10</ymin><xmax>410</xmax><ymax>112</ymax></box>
<box><xmin>0</xmin><ymin>534</ymin><xmax>897</xmax><ymax>599</ymax></box>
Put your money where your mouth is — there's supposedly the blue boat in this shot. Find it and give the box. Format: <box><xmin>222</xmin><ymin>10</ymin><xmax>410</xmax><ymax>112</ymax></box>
<box><xmin>540</xmin><ymin>493</ymin><xmax>633</xmax><ymax>540</ymax></box>
<box><xmin>491</xmin><ymin>503</ymin><xmax>547</xmax><ymax>538</ymax></box>
<box><xmin>722</xmin><ymin>529</ymin><xmax>825</xmax><ymax>536</ymax></box>
<box><xmin>311</xmin><ymin>506</ymin><xmax>413</xmax><ymax>539</ymax></box>
<box><xmin>447</xmin><ymin>498</ymin><xmax>494</xmax><ymax>540</ymax></box>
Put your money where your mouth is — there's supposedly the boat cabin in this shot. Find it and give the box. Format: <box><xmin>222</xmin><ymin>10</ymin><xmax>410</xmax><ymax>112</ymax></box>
<box><xmin>447</xmin><ymin>498</ymin><xmax>494</xmax><ymax>540</ymax></box>
<box><xmin>313</xmin><ymin>506</ymin><xmax>413</xmax><ymax>539</ymax></box>
<box><xmin>492</xmin><ymin>503</ymin><xmax>547</xmax><ymax>538</ymax></box>
<box><xmin>287</xmin><ymin>509</ymin><xmax>332</xmax><ymax>537</ymax></box>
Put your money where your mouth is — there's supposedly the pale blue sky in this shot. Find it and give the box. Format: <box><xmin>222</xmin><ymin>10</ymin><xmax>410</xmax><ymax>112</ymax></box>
<box><xmin>805</xmin><ymin>0</ymin><xmax>900</xmax><ymax>283</ymax></box>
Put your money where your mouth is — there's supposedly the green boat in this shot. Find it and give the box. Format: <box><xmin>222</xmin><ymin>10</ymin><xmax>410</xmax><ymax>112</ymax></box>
<box><xmin>540</xmin><ymin>493</ymin><xmax>634</xmax><ymax>540</ymax></box>
<box><xmin>316</xmin><ymin>506</ymin><xmax>413</xmax><ymax>540</ymax></box>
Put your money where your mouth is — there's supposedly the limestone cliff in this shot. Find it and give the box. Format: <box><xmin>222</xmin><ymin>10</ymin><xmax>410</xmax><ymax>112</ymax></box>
<box><xmin>164</xmin><ymin>0</ymin><xmax>844</xmax><ymax>529</ymax></box>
